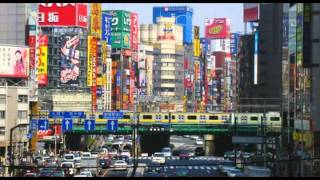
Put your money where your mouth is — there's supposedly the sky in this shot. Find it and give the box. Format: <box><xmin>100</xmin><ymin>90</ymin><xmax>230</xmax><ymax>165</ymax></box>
<box><xmin>102</xmin><ymin>3</ymin><xmax>244</xmax><ymax>37</ymax></box>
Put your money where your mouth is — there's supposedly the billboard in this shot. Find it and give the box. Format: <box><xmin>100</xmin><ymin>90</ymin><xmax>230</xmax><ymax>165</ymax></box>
<box><xmin>38</xmin><ymin>3</ymin><xmax>88</xmax><ymax>28</ymax></box>
<box><xmin>230</xmin><ymin>33</ymin><xmax>240</xmax><ymax>57</ymax></box>
<box><xmin>193</xmin><ymin>26</ymin><xmax>200</xmax><ymax>57</ymax></box>
<box><xmin>158</xmin><ymin>21</ymin><xmax>175</xmax><ymax>41</ymax></box>
<box><xmin>205</xmin><ymin>18</ymin><xmax>230</xmax><ymax>39</ymax></box>
<box><xmin>139</xmin><ymin>69</ymin><xmax>146</xmax><ymax>88</ymax></box>
<box><xmin>210</xmin><ymin>39</ymin><xmax>230</xmax><ymax>53</ymax></box>
<box><xmin>153</xmin><ymin>6</ymin><xmax>193</xmax><ymax>44</ymax></box>
<box><xmin>105</xmin><ymin>10</ymin><xmax>131</xmax><ymax>32</ymax></box>
<box><xmin>101</xmin><ymin>13</ymin><xmax>112</xmax><ymax>44</ymax></box>
<box><xmin>0</xmin><ymin>45</ymin><xmax>29</xmax><ymax>78</ymax></box>
<box><xmin>130</xmin><ymin>12</ymin><xmax>139</xmax><ymax>50</ymax></box>
<box><xmin>87</xmin><ymin>36</ymin><xmax>98</xmax><ymax>87</ymax></box>
<box><xmin>254</xmin><ymin>31</ymin><xmax>258</xmax><ymax>85</ymax></box>
<box><xmin>90</xmin><ymin>3</ymin><xmax>101</xmax><ymax>38</ymax></box>
<box><xmin>111</xmin><ymin>31</ymin><xmax>130</xmax><ymax>49</ymax></box>
<box><xmin>59</xmin><ymin>35</ymin><xmax>80</xmax><ymax>87</ymax></box>
<box><xmin>243</xmin><ymin>3</ymin><xmax>259</xmax><ymax>22</ymax></box>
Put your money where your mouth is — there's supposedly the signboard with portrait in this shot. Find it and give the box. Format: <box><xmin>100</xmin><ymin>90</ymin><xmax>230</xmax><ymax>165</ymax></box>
<box><xmin>0</xmin><ymin>45</ymin><xmax>29</xmax><ymax>78</ymax></box>
<box><xmin>59</xmin><ymin>35</ymin><xmax>80</xmax><ymax>87</ymax></box>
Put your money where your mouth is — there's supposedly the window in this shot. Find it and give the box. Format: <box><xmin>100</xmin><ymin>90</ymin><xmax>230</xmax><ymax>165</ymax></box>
<box><xmin>270</xmin><ymin>117</ymin><xmax>280</xmax><ymax>121</ymax></box>
<box><xmin>0</xmin><ymin>111</ymin><xmax>5</xmax><ymax>119</ymax></box>
<box><xmin>18</xmin><ymin>111</ymin><xmax>27</xmax><ymax>119</ymax></box>
<box><xmin>0</xmin><ymin>95</ymin><xmax>5</xmax><ymax>103</ymax></box>
<box><xmin>250</xmin><ymin>116</ymin><xmax>258</xmax><ymax>121</ymax></box>
<box><xmin>187</xmin><ymin>116</ymin><xmax>197</xmax><ymax>120</ymax></box>
<box><xmin>143</xmin><ymin>115</ymin><xmax>152</xmax><ymax>119</ymax></box>
<box><xmin>123</xmin><ymin>115</ymin><xmax>130</xmax><ymax>119</ymax></box>
<box><xmin>18</xmin><ymin>95</ymin><xmax>28</xmax><ymax>103</ymax></box>
<box><xmin>164</xmin><ymin>115</ymin><xmax>168</xmax><ymax>119</ymax></box>
<box><xmin>0</xmin><ymin>127</ymin><xmax>5</xmax><ymax>135</ymax></box>
<box><xmin>209</xmin><ymin>116</ymin><xmax>218</xmax><ymax>120</ymax></box>
<box><xmin>171</xmin><ymin>115</ymin><xmax>175</xmax><ymax>120</ymax></box>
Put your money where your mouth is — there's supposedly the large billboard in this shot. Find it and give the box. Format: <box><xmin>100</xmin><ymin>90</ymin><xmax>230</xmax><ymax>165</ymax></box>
<box><xmin>130</xmin><ymin>12</ymin><xmax>139</xmax><ymax>50</ymax></box>
<box><xmin>158</xmin><ymin>20</ymin><xmax>175</xmax><ymax>41</ymax></box>
<box><xmin>38</xmin><ymin>3</ymin><xmax>88</xmax><ymax>28</ymax></box>
<box><xmin>101</xmin><ymin>13</ymin><xmax>112</xmax><ymax>44</ymax></box>
<box><xmin>0</xmin><ymin>45</ymin><xmax>29</xmax><ymax>78</ymax></box>
<box><xmin>111</xmin><ymin>31</ymin><xmax>130</xmax><ymax>49</ymax></box>
<box><xmin>90</xmin><ymin>3</ymin><xmax>101</xmax><ymax>38</ymax></box>
<box><xmin>205</xmin><ymin>18</ymin><xmax>230</xmax><ymax>39</ymax></box>
<box><xmin>153</xmin><ymin>6</ymin><xmax>193</xmax><ymax>44</ymax></box>
<box><xmin>59</xmin><ymin>35</ymin><xmax>80</xmax><ymax>87</ymax></box>
<box><xmin>37</xmin><ymin>35</ymin><xmax>48</xmax><ymax>85</ymax></box>
<box><xmin>193</xmin><ymin>26</ymin><xmax>200</xmax><ymax>57</ymax></box>
<box><xmin>105</xmin><ymin>10</ymin><xmax>131</xmax><ymax>32</ymax></box>
<box><xmin>243</xmin><ymin>3</ymin><xmax>259</xmax><ymax>22</ymax></box>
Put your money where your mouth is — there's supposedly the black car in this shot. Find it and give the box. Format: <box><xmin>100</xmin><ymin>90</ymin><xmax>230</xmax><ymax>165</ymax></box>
<box><xmin>98</xmin><ymin>159</ymin><xmax>112</xmax><ymax>169</ymax></box>
<box><xmin>195</xmin><ymin>147</ymin><xmax>205</xmax><ymax>156</ymax></box>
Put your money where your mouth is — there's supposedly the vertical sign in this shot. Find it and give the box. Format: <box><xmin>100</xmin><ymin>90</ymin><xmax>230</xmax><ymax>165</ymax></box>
<box><xmin>130</xmin><ymin>12</ymin><xmax>139</xmax><ymax>50</ymax></box>
<box><xmin>193</xmin><ymin>26</ymin><xmax>200</xmax><ymax>57</ymax></box>
<box><xmin>243</xmin><ymin>3</ymin><xmax>259</xmax><ymax>22</ymax></box>
<box><xmin>91</xmin><ymin>37</ymin><xmax>98</xmax><ymax>112</ymax></box>
<box><xmin>90</xmin><ymin>3</ymin><xmax>101</xmax><ymax>38</ymax></box>
<box><xmin>87</xmin><ymin>36</ymin><xmax>93</xmax><ymax>86</ymax></box>
<box><xmin>37</xmin><ymin>35</ymin><xmax>48</xmax><ymax>85</ymax></box>
<box><xmin>101</xmin><ymin>13</ymin><xmax>112</xmax><ymax>44</ymax></box>
<box><xmin>303</xmin><ymin>3</ymin><xmax>311</xmax><ymax>67</ymax></box>
<box><xmin>254</xmin><ymin>31</ymin><xmax>258</xmax><ymax>85</ymax></box>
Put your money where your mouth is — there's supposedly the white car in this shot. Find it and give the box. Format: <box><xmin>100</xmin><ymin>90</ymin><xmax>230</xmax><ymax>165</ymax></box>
<box><xmin>161</xmin><ymin>147</ymin><xmax>172</xmax><ymax>157</ymax></box>
<box><xmin>82</xmin><ymin>152</ymin><xmax>92</xmax><ymax>159</ymax></box>
<box><xmin>113</xmin><ymin>160</ymin><xmax>128</xmax><ymax>171</ymax></box>
<box><xmin>195</xmin><ymin>139</ymin><xmax>204</xmax><ymax>145</ymax></box>
<box><xmin>120</xmin><ymin>150</ymin><xmax>131</xmax><ymax>157</ymax></box>
<box><xmin>107</xmin><ymin>136</ymin><xmax>114</xmax><ymax>142</ymax></box>
<box><xmin>80</xmin><ymin>170</ymin><xmax>93</xmax><ymax>177</ymax></box>
<box><xmin>152</xmin><ymin>152</ymin><xmax>166</xmax><ymax>164</ymax></box>
<box><xmin>117</xmin><ymin>136</ymin><xmax>125</xmax><ymax>141</ymax></box>
<box><xmin>73</xmin><ymin>152</ymin><xmax>81</xmax><ymax>161</ymax></box>
<box><xmin>63</xmin><ymin>154</ymin><xmax>75</xmax><ymax>162</ymax></box>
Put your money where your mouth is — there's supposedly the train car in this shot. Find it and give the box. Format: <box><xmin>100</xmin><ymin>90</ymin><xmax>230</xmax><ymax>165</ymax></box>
<box><xmin>265</xmin><ymin>112</ymin><xmax>282</xmax><ymax>132</ymax></box>
<box><xmin>232</xmin><ymin>113</ymin><xmax>264</xmax><ymax>126</ymax></box>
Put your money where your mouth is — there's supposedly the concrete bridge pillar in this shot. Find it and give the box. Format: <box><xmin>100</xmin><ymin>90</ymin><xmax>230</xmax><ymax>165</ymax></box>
<box><xmin>65</xmin><ymin>133</ymin><xmax>83</xmax><ymax>151</ymax></box>
<box><xmin>204</xmin><ymin>134</ymin><xmax>215</xmax><ymax>156</ymax></box>
<box><xmin>140</xmin><ymin>134</ymin><xmax>170</xmax><ymax>156</ymax></box>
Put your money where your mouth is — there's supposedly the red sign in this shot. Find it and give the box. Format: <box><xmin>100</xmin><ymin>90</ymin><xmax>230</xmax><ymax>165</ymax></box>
<box><xmin>38</xmin><ymin>3</ymin><xmax>88</xmax><ymax>28</ymax></box>
<box><xmin>130</xmin><ymin>12</ymin><xmax>139</xmax><ymax>50</ymax></box>
<box><xmin>205</xmin><ymin>18</ymin><xmax>229</xmax><ymax>39</ymax></box>
<box><xmin>28</xmin><ymin>36</ymin><xmax>36</xmax><ymax>69</ymax></box>
<box><xmin>37</xmin><ymin>35</ymin><xmax>48</xmax><ymax>46</ymax></box>
<box><xmin>122</xmin><ymin>49</ymin><xmax>132</xmax><ymax>57</ymax></box>
<box><xmin>244</xmin><ymin>3</ymin><xmax>259</xmax><ymax>22</ymax></box>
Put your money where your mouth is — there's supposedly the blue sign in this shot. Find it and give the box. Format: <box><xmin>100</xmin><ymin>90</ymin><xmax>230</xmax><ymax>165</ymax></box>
<box><xmin>49</xmin><ymin>111</ymin><xmax>85</xmax><ymax>118</ymax></box>
<box><xmin>230</xmin><ymin>33</ymin><xmax>240</xmax><ymax>57</ymax></box>
<box><xmin>38</xmin><ymin>119</ymin><xmax>49</xmax><ymax>130</ymax></box>
<box><xmin>62</xmin><ymin>118</ymin><xmax>73</xmax><ymax>132</ymax></box>
<box><xmin>116</xmin><ymin>72</ymin><xmax>121</xmax><ymax>86</ymax></box>
<box><xmin>84</xmin><ymin>120</ymin><xmax>95</xmax><ymax>131</ymax></box>
<box><xmin>30</xmin><ymin>119</ymin><xmax>38</xmax><ymax>132</ymax></box>
<box><xmin>27</xmin><ymin>133</ymin><xmax>32</xmax><ymax>139</ymax></box>
<box><xmin>107</xmin><ymin>120</ymin><xmax>118</xmax><ymax>132</ymax></box>
<box><xmin>102</xmin><ymin>112</ymin><xmax>124</xmax><ymax>119</ymax></box>
<box><xmin>101</xmin><ymin>13</ymin><xmax>112</xmax><ymax>44</ymax></box>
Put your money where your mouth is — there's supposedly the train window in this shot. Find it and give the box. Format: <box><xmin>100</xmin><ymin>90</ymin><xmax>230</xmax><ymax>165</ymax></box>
<box><xmin>209</xmin><ymin>116</ymin><xmax>218</xmax><ymax>120</ymax></box>
<box><xmin>171</xmin><ymin>116</ymin><xmax>175</xmax><ymax>119</ymax></box>
<box><xmin>241</xmin><ymin>116</ymin><xmax>247</xmax><ymax>121</ymax></box>
<box><xmin>187</xmin><ymin>116</ymin><xmax>197</xmax><ymax>120</ymax></box>
<box><xmin>250</xmin><ymin>117</ymin><xmax>258</xmax><ymax>121</ymax></box>
<box><xmin>143</xmin><ymin>115</ymin><xmax>152</xmax><ymax>119</ymax></box>
<box><xmin>270</xmin><ymin>117</ymin><xmax>280</xmax><ymax>121</ymax></box>
<box><xmin>165</xmin><ymin>115</ymin><xmax>168</xmax><ymax>119</ymax></box>
<box><xmin>123</xmin><ymin>115</ymin><xmax>130</xmax><ymax>119</ymax></box>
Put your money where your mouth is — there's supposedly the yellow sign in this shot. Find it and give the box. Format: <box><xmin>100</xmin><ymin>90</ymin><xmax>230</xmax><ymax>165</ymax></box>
<box><xmin>193</xmin><ymin>39</ymin><xmax>200</xmax><ymax>57</ymax></box>
<box><xmin>90</xmin><ymin>3</ymin><xmax>101</xmax><ymax>38</ymax></box>
<box><xmin>37</xmin><ymin>46</ymin><xmax>48</xmax><ymax>75</ymax></box>
<box><xmin>209</xmin><ymin>25</ymin><xmax>223</xmax><ymax>35</ymax></box>
<box><xmin>87</xmin><ymin>36</ymin><xmax>93</xmax><ymax>86</ymax></box>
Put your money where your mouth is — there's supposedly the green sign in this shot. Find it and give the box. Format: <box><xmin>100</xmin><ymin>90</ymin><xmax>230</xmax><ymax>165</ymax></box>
<box><xmin>111</xmin><ymin>31</ymin><xmax>130</xmax><ymax>49</ymax></box>
<box><xmin>103</xmin><ymin>10</ymin><xmax>131</xmax><ymax>33</ymax></box>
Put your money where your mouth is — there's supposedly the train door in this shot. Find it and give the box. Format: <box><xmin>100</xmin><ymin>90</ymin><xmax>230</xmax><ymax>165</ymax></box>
<box><xmin>240</xmin><ymin>114</ymin><xmax>248</xmax><ymax>125</ymax></box>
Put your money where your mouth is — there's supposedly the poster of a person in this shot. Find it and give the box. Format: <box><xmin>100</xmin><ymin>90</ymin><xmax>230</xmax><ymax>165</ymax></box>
<box><xmin>13</xmin><ymin>49</ymin><xmax>26</xmax><ymax>76</ymax></box>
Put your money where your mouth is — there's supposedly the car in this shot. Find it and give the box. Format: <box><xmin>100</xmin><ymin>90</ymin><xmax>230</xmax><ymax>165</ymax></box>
<box><xmin>91</xmin><ymin>151</ymin><xmax>99</xmax><ymax>159</ymax></box>
<box><xmin>117</xmin><ymin>136</ymin><xmax>125</xmax><ymax>141</ymax></box>
<box><xmin>120</xmin><ymin>150</ymin><xmax>131</xmax><ymax>157</ymax></box>
<box><xmin>80</xmin><ymin>170</ymin><xmax>93</xmax><ymax>177</ymax></box>
<box><xmin>108</xmin><ymin>150</ymin><xmax>118</xmax><ymax>157</ymax></box>
<box><xmin>179</xmin><ymin>150</ymin><xmax>194</xmax><ymax>160</ymax></box>
<box><xmin>113</xmin><ymin>160</ymin><xmax>128</xmax><ymax>171</ymax></box>
<box><xmin>74</xmin><ymin>159</ymin><xmax>81</xmax><ymax>168</ymax></box>
<box><xmin>194</xmin><ymin>147</ymin><xmax>205</xmax><ymax>156</ymax></box>
<box><xmin>152</xmin><ymin>152</ymin><xmax>166</xmax><ymax>164</ymax></box>
<box><xmin>73</xmin><ymin>152</ymin><xmax>81</xmax><ymax>161</ymax></box>
<box><xmin>38</xmin><ymin>168</ymin><xmax>53</xmax><ymax>177</ymax></box>
<box><xmin>161</xmin><ymin>147</ymin><xmax>172</xmax><ymax>157</ymax></box>
<box><xmin>98</xmin><ymin>158</ymin><xmax>112</xmax><ymax>169</ymax></box>
<box><xmin>190</xmin><ymin>136</ymin><xmax>199</xmax><ymax>140</ymax></box>
<box><xmin>61</xmin><ymin>162</ymin><xmax>76</xmax><ymax>176</ymax></box>
<box><xmin>195</xmin><ymin>139</ymin><xmax>204</xmax><ymax>145</ymax></box>
<box><xmin>24</xmin><ymin>172</ymin><xmax>37</xmax><ymax>177</ymax></box>
<box><xmin>63</xmin><ymin>154</ymin><xmax>75</xmax><ymax>162</ymax></box>
<box><xmin>51</xmin><ymin>170</ymin><xmax>65</xmax><ymax>177</ymax></box>
<box><xmin>81</xmin><ymin>152</ymin><xmax>92</xmax><ymax>159</ymax></box>
<box><xmin>107</xmin><ymin>136</ymin><xmax>114</xmax><ymax>142</ymax></box>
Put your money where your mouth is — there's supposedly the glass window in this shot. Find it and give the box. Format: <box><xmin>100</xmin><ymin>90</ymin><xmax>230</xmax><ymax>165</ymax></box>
<box><xmin>209</xmin><ymin>116</ymin><xmax>218</xmax><ymax>120</ymax></box>
<box><xmin>143</xmin><ymin>115</ymin><xmax>152</xmax><ymax>119</ymax></box>
<box><xmin>0</xmin><ymin>111</ymin><xmax>5</xmax><ymax>119</ymax></box>
<box><xmin>250</xmin><ymin>116</ymin><xmax>258</xmax><ymax>121</ymax></box>
<box><xmin>187</xmin><ymin>116</ymin><xmax>197</xmax><ymax>120</ymax></box>
<box><xmin>0</xmin><ymin>95</ymin><xmax>5</xmax><ymax>103</ymax></box>
<box><xmin>0</xmin><ymin>127</ymin><xmax>5</xmax><ymax>135</ymax></box>
<box><xmin>18</xmin><ymin>111</ymin><xmax>27</xmax><ymax>119</ymax></box>
<box><xmin>270</xmin><ymin>117</ymin><xmax>280</xmax><ymax>121</ymax></box>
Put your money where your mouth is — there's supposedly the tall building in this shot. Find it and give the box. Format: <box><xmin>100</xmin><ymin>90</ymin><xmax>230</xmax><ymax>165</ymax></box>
<box><xmin>238</xmin><ymin>3</ymin><xmax>283</xmax><ymax>113</ymax></box>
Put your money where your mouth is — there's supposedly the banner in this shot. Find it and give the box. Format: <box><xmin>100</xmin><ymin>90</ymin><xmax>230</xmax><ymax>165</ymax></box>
<box><xmin>243</xmin><ymin>3</ymin><xmax>259</xmax><ymax>22</ymax></box>
<box><xmin>101</xmin><ymin>13</ymin><xmax>112</xmax><ymax>44</ymax></box>
<box><xmin>38</xmin><ymin>3</ymin><xmax>88</xmax><ymax>28</ymax></box>
<box><xmin>130</xmin><ymin>12</ymin><xmax>139</xmax><ymax>50</ymax></box>
<box><xmin>59</xmin><ymin>35</ymin><xmax>80</xmax><ymax>87</ymax></box>
<box><xmin>90</xmin><ymin>3</ymin><xmax>101</xmax><ymax>38</ymax></box>
<box><xmin>0</xmin><ymin>45</ymin><xmax>29</xmax><ymax>78</ymax></box>
<box><xmin>87</xmin><ymin>36</ymin><xmax>93</xmax><ymax>86</ymax></box>
<box><xmin>205</xmin><ymin>18</ymin><xmax>229</xmax><ymax>39</ymax></box>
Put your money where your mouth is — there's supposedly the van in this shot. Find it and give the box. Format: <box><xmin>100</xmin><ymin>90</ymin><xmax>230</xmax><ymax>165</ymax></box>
<box><xmin>63</xmin><ymin>154</ymin><xmax>75</xmax><ymax>162</ymax></box>
<box><xmin>82</xmin><ymin>152</ymin><xmax>92</xmax><ymax>159</ymax></box>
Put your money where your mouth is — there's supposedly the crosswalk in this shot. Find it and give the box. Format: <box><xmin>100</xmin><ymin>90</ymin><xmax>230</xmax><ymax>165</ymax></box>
<box><xmin>130</xmin><ymin>156</ymin><xmax>224</xmax><ymax>161</ymax></box>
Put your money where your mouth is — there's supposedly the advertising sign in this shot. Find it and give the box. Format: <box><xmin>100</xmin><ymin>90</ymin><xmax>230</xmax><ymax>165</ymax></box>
<box><xmin>139</xmin><ymin>70</ymin><xmax>146</xmax><ymax>88</ymax></box>
<box><xmin>193</xmin><ymin>26</ymin><xmax>200</xmax><ymax>57</ymax></box>
<box><xmin>101</xmin><ymin>13</ymin><xmax>112</xmax><ymax>44</ymax></box>
<box><xmin>90</xmin><ymin>3</ymin><xmax>101</xmax><ymax>38</ymax></box>
<box><xmin>59</xmin><ymin>35</ymin><xmax>80</xmax><ymax>87</ymax></box>
<box><xmin>254</xmin><ymin>31</ymin><xmax>258</xmax><ymax>85</ymax></box>
<box><xmin>130</xmin><ymin>12</ymin><xmax>139</xmax><ymax>50</ymax></box>
<box><xmin>37</xmin><ymin>35</ymin><xmax>48</xmax><ymax>85</ymax></box>
<box><xmin>158</xmin><ymin>22</ymin><xmax>175</xmax><ymax>40</ymax></box>
<box><xmin>303</xmin><ymin>3</ymin><xmax>311</xmax><ymax>67</ymax></box>
<box><xmin>243</xmin><ymin>3</ymin><xmax>259</xmax><ymax>22</ymax></box>
<box><xmin>87</xmin><ymin>36</ymin><xmax>98</xmax><ymax>86</ymax></box>
<box><xmin>0</xmin><ymin>45</ymin><xmax>28</xmax><ymax>79</ymax></box>
<box><xmin>38</xmin><ymin>3</ymin><xmax>88</xmax><ymax>28</ymax></box>
<box><xmin>111</xmin><ymin>31</ymin><xmax>130</xmax><ymax>49</ymax></box>
<box><xmin>205</xmin><ymin>18</ymin><xmax>229</xmax><ymax>39</ymax></box>
<box><xmin>210</xmin><ymin>39</ymin><xmax>230</xmax><ymax>53</ymax></box>
<box><xmin>106</xmin><ymin>10</ymin><xmax>131</xmax><ymax>32</ymax></box>
<box><xmin>296</xmin><ymin>3</ymin><xmax>303</xmax><ymax>66</ymax></box>
<box><xmin>230</xmin><ymin>33</ymin><xmax>240</xmax><ymax>57</ymax></box>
